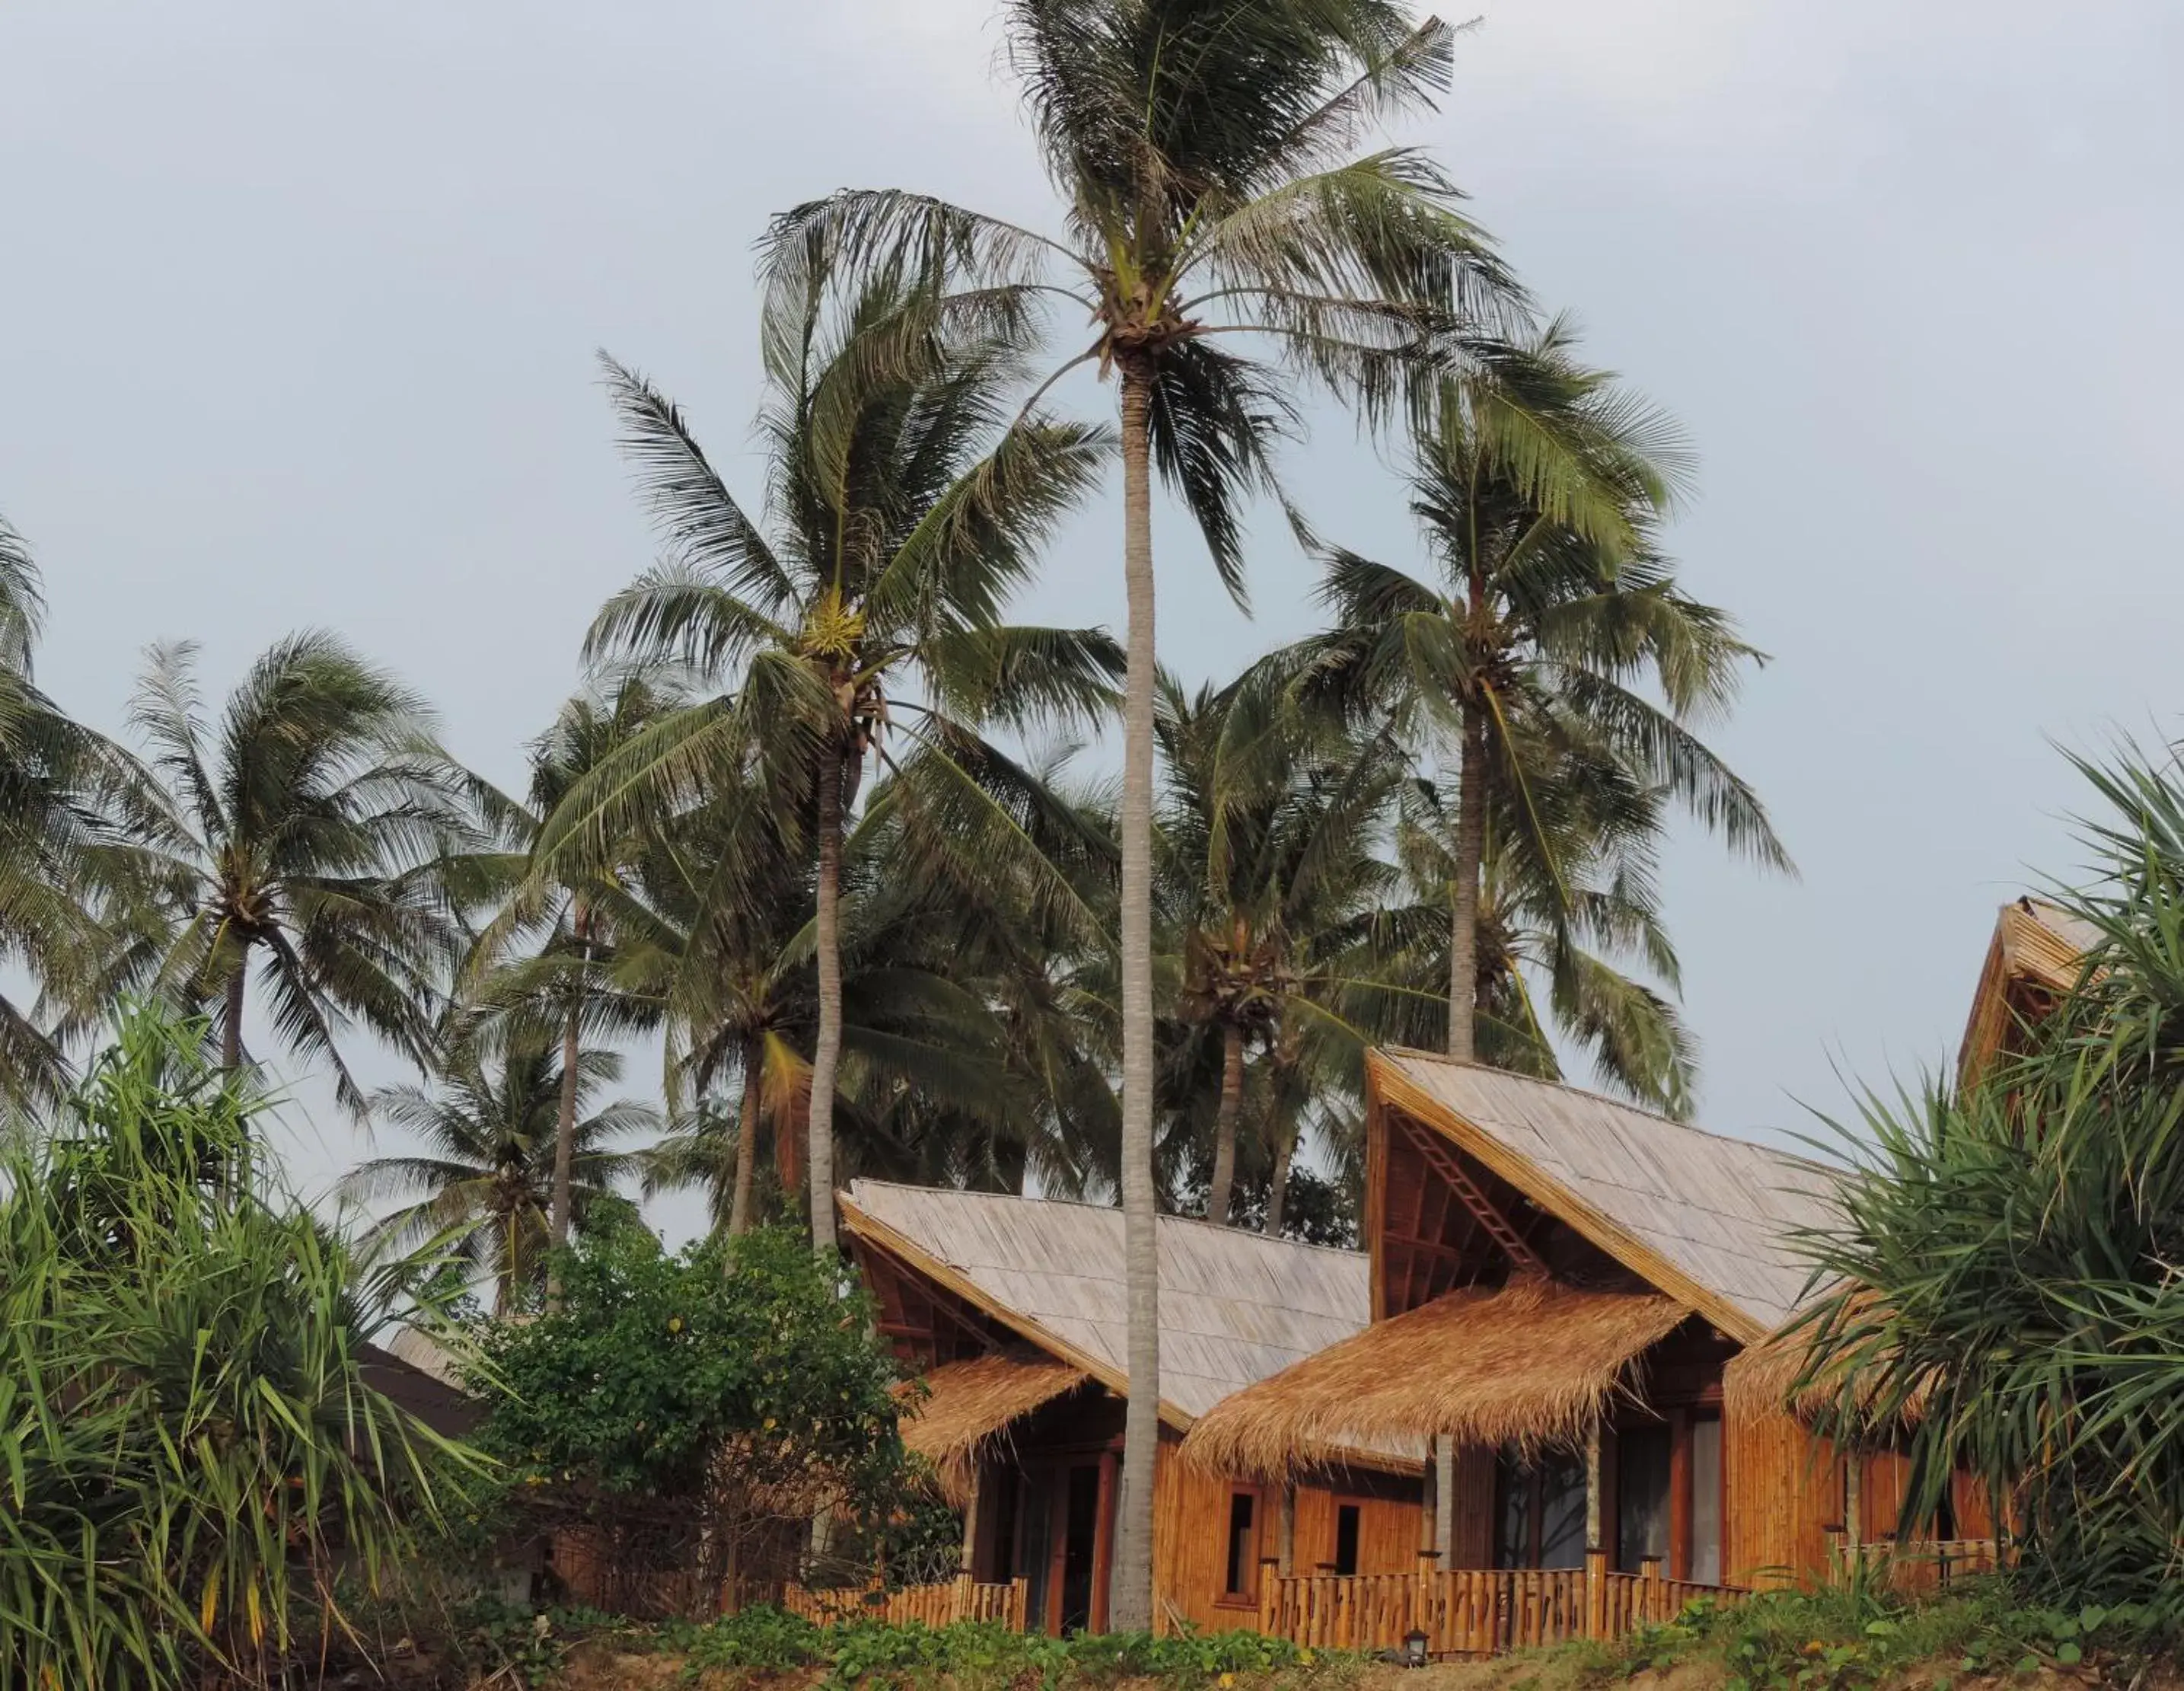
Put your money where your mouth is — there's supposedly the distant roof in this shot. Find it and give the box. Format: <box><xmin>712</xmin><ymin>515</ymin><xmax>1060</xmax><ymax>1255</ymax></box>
<box><xmin>1959</xmin><ymin>898</ymin><xmax>2099</xmax><ymax>1081</ymax></box>
<box><xmin>1371</xmin><ymin>1051</ymin><xmax>1844</xmax><ymax>1342</ymax></box>
<box><xmin>839</xmin><ymin>1179</ymin><xmax>1379</xmax><ymax>1428</ymax></box>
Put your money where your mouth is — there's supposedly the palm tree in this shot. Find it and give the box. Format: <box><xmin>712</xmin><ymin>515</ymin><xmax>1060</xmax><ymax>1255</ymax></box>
<box><xmin>1280</xmin><ymin>327</ymin><xmax>1789</xmax><ymax>1066</ymax></box>
<box><xmin>461</xmin><ymin>678</ymin><xmax>679</xmax><ymax>1259</ymax></box>
<box><xmin>111</xmin><ymin>634</ymin><xmax>462</xmax><ymax>1113</ymax></box>
<box><xmin>632</xmin><ymin>758</ymin><xmax>1106</xmax><ymax>1230</ymax></box>
<box><xmin>0</xmin><ymin>515</ymin><xmax>148</xmax><ymax>1105</ymax></box>
<box><xmin>343</xmin><ymin>1040</ymin><xmax>654</xmax><ymax>1314</ymax></box>
<box><xmin>535</xmin><ymin>272</ymin><xmax>1118</xmax><ymax>1257</ymax></box>
<box><xmin>1384</xmin><ymin>761</ymin><xmax>1700</xmax><ymax>1114</ymax></box>
<box><xmin>764</xmin><ymin>2</ymin><xmax>1526</xmax><ymax>1617</ymax></box>
<box><xmin>1153</xmin><ymin>675</ymin><xmax>1412</xmax><ymax>1226</ymax></box>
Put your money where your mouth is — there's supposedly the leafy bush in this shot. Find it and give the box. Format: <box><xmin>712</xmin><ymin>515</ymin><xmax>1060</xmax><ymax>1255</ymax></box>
<box><xmin>1787</xmin><ymin>746</ymin><xmax>2184</xmax><ymax>1637</ymax></box>
<box><xmin>1572</xmin><ymin>1580</ymin><xmax>2160</xmax><ymax>1691</ymax></box>
<box><xmin>469</xmin><ymin>1220</ymin><xmax>911</xmax><ymax>1598</ymax></box>
<box><xmin>658</xmin><ymin>1611</ymin><xmax>1333</xmax><ymax>1690</ymax></box>
<box><xmin>0</xmin><ymin>1006</ymin><xmax>483</xmax><ymax>1689</ymax></box>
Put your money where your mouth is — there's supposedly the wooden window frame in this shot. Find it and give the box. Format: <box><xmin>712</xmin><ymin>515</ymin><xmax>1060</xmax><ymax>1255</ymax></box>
<box><xmin>1219</xmin><ymin>1486</ymin><xmax>1263</xmax><ymax>1606</ymax></box>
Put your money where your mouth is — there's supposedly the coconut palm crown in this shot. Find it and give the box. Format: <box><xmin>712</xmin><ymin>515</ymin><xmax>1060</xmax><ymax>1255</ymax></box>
<box><xmin>534</xmin><ymin>270</ymin><xmax>1121</xmax><ymax>1257</ymax></box>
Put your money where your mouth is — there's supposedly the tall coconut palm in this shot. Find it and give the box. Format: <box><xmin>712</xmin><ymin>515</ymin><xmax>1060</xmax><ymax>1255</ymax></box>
<box><xmin>1153</xmin><ymin>675</ymin><xmax>1412</xmax><ymax>1226</ymax></box>
<box><xmin>1280</xmin><ymin>327</ymin><xmax>1788</xmax><ymax>1067</ymax></box>
<box><xmin>342</xmin><ymin>1042</ymin><xmax>655</xmax><ymax>1314</ymax></box>
<box><xmin>534</xmin><ymin>273</ymin><xmax>1118</xmax><ymax>1258</ymax></box>
<box><xmin>110</xmin><ymin>634</ymin><xmax>462</xmax><ymax>1113</ymax></box>
<box><xmin>764</xmin><ymin>2</ymin><xmax>1525</xmax><ymax>1617</ymax></box>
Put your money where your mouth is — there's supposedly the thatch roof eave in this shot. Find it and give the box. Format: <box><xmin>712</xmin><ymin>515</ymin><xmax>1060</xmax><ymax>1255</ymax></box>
<box><xmin>1181</xmin><ymin>1278</ymin><xmax>1687</xmax><ymax>1483</ymax></box>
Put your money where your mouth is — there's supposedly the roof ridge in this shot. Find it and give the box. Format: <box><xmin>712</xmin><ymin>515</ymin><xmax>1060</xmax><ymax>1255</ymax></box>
<box><xmin>1376</xmin><ymin>1047</ymin><xmax>1833</xmax><ymax>1174</ymax></box>
<box><xmin>843</xmin><ymin>1178</ymin><xmax>1371</xmax><ymax>1260</ymax></box>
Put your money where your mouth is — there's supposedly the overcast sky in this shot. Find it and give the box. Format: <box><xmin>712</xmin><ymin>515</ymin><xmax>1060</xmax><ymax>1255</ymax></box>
<box><xmin>3</xmin><ymin>1</ymin><xmax>2179</xmax><ymax>1224</ymax></box>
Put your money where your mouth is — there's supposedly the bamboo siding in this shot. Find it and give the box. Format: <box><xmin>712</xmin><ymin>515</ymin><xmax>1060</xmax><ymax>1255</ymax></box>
<box><xmin>784</xmin><ymin>1576</ymin><xmax>1029</xmax><ymax>1629</ymax></box>
<box><xmin>1151</xmin><ymin>1439</ymin><xmax>1422</xmax><ymax>1634</ymax></box>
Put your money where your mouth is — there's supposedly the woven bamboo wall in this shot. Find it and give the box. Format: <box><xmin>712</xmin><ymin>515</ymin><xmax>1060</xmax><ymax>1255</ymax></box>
<box><xmin>1152</xmin><ymin>1440</ymin><xmax>1423</xmax><ymax>1634</ymax></box>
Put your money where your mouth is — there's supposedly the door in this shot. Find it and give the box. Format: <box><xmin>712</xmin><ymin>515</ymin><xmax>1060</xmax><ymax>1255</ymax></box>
<box><xmin>1054</xmin><ymin>1463</ymin><xmax>1103</xmax><ymax>1634</ymax></box>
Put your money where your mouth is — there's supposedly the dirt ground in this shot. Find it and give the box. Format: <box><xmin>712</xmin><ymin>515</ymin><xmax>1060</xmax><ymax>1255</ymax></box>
<box><xmin>549</xmin><ymin>1654</ymin><xmax>2153</xmax><ymax>1691</ymax></box>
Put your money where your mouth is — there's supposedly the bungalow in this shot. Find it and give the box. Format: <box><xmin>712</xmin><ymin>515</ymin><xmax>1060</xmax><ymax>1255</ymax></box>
<box><xmin>1181</xmin><ymin>1048</ymin><xmax>1997</xmax><ymax>1606</ymax></box>
<box><xmin>840</xmin><ymin>1179</ymin><xmax>1425</xmax><ymax>1635</ymax></box>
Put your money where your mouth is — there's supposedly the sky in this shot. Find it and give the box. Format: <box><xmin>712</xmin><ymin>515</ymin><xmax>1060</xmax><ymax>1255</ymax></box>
<box><xmin>2</xmin><ymin>1</ymin><xmax>2179</xmax><ymax>1227</ymax></box>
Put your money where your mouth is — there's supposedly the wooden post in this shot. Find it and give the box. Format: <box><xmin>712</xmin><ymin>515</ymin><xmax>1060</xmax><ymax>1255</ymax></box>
<box><xmin>1584</xmin><ymin>1421</ymin><xmax>1603</xmax><ymax>1554</ymax></box>
<box><xmin>1844</xmin><ymin>1452</ymin><xmax>1863</xmax><ymax>1556</ymax></box>
<box><xmin>1258</xmin><ymin>1556</ymin><xmax>1280</xmax><ymax>1637</ymax></box>
<box><xmin>1278</xmin><ymin>1482</ymin><xmax>1297</xmax><ymax>1577</ymax></box>
<box><xmin>961</xmin><ymin>1461</ymin><xmax>983</xmax><ymax>1577</ymax></box>
<box><xmin>1433</xmin><ymin>1437</ymin><xmax>1456</xmax><ymax>1568</ymax></box>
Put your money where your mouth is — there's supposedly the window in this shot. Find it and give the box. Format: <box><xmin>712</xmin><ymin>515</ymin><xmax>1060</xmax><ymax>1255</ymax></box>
<box><xmin>1223</xmin><ymin>1490</ymin><xmax>1258</xmax><ymax>1600</ymax></box>
<box><xmin>1689</xmin><ymin>1414</ymin><xmax>1723</xmax><ymax>1586</ymax></box>
<box><xmin>1617</xmin><ymin>1425</ymin><xmax>1672</xmax><ymax>1572</ymax></box>
<box><xmin>1334</xmin><ymin>1504</ymin><xmax>1362</xmax><ymax>1577</ymax></box>
<box><xmin>1493</xmin><ymin>1448</ymin><xmax>1588</xmax><ymax>1570</ymax></box>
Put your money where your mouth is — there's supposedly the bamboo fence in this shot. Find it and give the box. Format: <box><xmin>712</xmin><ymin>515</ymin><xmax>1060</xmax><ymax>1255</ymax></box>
<box><xmin>783</xmin><ymin>1575</ymin><xmax>1030</xmax><ymax>1630</ymax></box>
<box><xmin>1255</xmin><ymin>1555</ymin><xmax>1749</xmax><ymax>1657</ymax></box>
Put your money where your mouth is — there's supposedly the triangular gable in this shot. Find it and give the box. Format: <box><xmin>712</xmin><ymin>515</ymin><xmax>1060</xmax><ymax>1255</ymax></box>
<box><xmin>1958</xmin><ymin>898</ymin><xmax>2096</xmax><ymax>1084</ymax></box>
<box><xmin>1367</xmin><ymin>1050</ymin><xmax>1841</xmax><ymax>1345</ymax></box>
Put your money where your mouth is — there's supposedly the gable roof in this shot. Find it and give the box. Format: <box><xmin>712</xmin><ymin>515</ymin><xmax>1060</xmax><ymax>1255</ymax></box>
<box><xmin>840</xmin><ymin>1179</ymin><xmax>1379</xmax><ymax>1430</ymax></box>
<box><xmin>1959</xmin><ymin>898</ymin><xmax>2097</xmax><ymax>1081</ymax></box>
<box><xmin>1370</xmin><ymin>1050</ymin><xmax>1844</xmax><ymax>1343</ymax></box>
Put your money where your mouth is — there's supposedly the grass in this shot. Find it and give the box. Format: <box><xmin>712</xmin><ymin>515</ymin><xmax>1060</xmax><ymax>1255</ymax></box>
<box><xmin>437</xmin><ymin>1582</ymin><xmax>2170</xmax><ymax>1691</ymax></box>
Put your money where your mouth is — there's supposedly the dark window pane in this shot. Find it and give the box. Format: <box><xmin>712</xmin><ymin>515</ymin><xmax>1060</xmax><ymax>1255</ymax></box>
<box><xmin>1617</xmin><ymin>1425</ymin><xmax>1672</xmax><ymax>1572</ymax></box>
<box><xmin>1334</xmin><ymin>1504</ymin><xmax>1362</xmax><ymax>1577</ymax></box>
<box><xmin>1494</xmin><ymin>1449</ymin><xmax>1530</xmax><ymax>1569</ymax></box>
<box><xmin>1538</xmin><ymin>1451</ymin><xmax>1587</xmax><ymax>1571</ymax></box>
<box><xmin>1224</xmin><ymin>1492</ymin><xmax>1257</xmax><ymax>1597</ymax></box>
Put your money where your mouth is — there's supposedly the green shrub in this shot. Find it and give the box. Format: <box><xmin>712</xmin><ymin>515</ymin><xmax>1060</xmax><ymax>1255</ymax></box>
<box><xmin>0</xmin><ymin>1006</ymin><xmax>484</xmax><ymax>1689</ymax></box>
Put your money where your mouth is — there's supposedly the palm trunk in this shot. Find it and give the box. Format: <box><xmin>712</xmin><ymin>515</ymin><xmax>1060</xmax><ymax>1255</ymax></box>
<box><xmin>1264</xmin><ymin>1118</ymin><xmax>1295</xmax><ymax>1239</ymax></box>
<box><xmin>547</xmin><ymin>909</ymin><xmax>589</xmax><ymax>1312</ymax></box>
<box><xmin>1447</xmin><ymin>708</ymin><xmax>1487</xmax><ymax>1061</ymax></box>
<box><xmin>1111</xmin><ymin>362</ymin><xmax>1160</xmax><ymax>1634</ymax></box>
<box><xmin>1206</xmin><ymin>1022</ymin><xmax>1245</xmax><ymax>1227</ymax></box>
<box><xmin>221</xmin><ymin>955</ymin><xmax>247</xmax><ymax>1070</ymax></box>
<box><xmin>728</xmin><ymin>1033</ymin><xmax>762</xmax><ymax>1237</ymax></box>
<box><xmin>808</xmin><ymin>750</ymin><xmax>846</xmax><ymax>1255</ymax></box>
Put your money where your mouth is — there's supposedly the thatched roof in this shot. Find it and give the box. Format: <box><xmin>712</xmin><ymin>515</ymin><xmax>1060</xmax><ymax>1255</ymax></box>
<box><xmin>840</xmin><ymin>1180</ymin><xmax>1395</xmax><ymax>1444</ymax></box>
<box><xmin>898</xmin><ymin>1351</ymin><xmax>1087</xmax><ymax>1503</ymax></box>
<box><xmin>1721</xmin><ymin>1291</ymin><xmax>1938</xmax><ymax>1435</ymax></box>
<box><xmin>1959</xmin><ymin>898</ymin><xmax>2098</xmax><ymax>1082</ymax></box>
<box><xmin>1373</xmin><ymin>1051</ymin><xmax>1843</xmax><ymax>1341</ymax></box>
<box><xmin>1181</xmin><ymin>1278</ymin><xmax>1687</xmax><ymax>1480</ymax></box>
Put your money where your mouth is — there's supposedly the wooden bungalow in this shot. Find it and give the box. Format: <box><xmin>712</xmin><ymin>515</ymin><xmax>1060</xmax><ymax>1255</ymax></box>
<box><xmin>1182</xmin><ymin>1050</ymin><xmax>1997</xmax><ymax>1619</ymax></box>
<box><xmin>840</xmin><ymin>1179</ymin><xmax>1425</xmax><ymax>1636</ymax></box>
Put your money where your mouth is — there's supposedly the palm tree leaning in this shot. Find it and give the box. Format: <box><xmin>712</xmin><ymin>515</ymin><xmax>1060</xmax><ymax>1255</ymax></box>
<box><xmin>113</xmin><ymin>633</ymin><xmax>462</xmax><ymax>1113</ymax></box>
<box><xmin>1279</xmin><ymin>327</ymin><xmax>1790</xmax><ymax>1069</ymax></box>
<box><xmin>765</xmin><ymin>0</ymin><xmax>1525</xmax><ymax>1622</ymax></box>
<box><xmin>343</xmin><ymin>1040</ymin><xmax>655</xmax><ymax>1314</ymax></box>
<box><xmin>537</xmin><ymin>271</ymin><xmax>1118</xmax><ymax>1257</ymax></box>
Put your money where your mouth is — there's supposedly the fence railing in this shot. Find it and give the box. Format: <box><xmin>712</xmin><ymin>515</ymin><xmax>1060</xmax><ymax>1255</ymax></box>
<box><xmin>1255</xmin><ymin>1556</ymin><xmax>1746</xmax><ymax>1657</ymax></box>
<box><xmin>783</xmin><ymin>1575</ymin><xmax>1030</xmax><ymax>1630</ymax></box>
